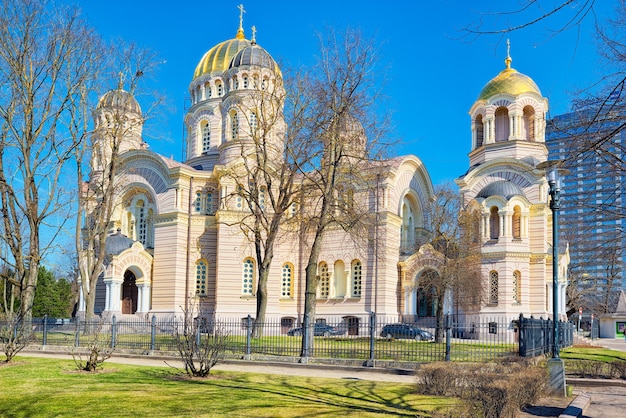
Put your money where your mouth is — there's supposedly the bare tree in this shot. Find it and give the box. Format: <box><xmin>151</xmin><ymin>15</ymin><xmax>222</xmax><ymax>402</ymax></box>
<box><xmin>0</xmin><ymin>0</ymin><xmax>102</xmax><ymax>324</ymax></box>
<box><xmin>419</xmin><ymin>184</ymin><xmax>482</xmax><ymax>342</ymax></box>
<box><xmin>218</xmin><ymin>67</ymin><xmax>310</xmax><ymax>336</ymax></box>
<box><xmin>298</xmin><ymin>28</ymin><xmax>388</xmax><ymax>357</ymax></box>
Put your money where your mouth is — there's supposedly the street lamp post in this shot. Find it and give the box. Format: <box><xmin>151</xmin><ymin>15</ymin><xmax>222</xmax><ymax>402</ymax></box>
<box><xmin>537</xmin><ymin>160</ymin><xmax>568</xmax><ymax>396</ymax></box>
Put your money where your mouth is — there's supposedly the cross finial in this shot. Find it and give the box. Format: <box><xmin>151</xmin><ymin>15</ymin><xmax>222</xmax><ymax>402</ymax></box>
<box><xmin>238</xmin><ymin>4</ymin><xmax>245</xmax><ymax>30</ymax></box>
<box><xmin>236</xmin><ymin>4</ymin><xmax>246</xmax><ymax>39</ymax></box>
<box><xmin>505</xmin><ymin>39</ymin><xmax>512</xmax><ymax>69</ymax></box>
<box><xmin>117</xmin><ymin>71</ymin><xmax>125</xmax><ymax>90</ymax></box>
<box><xmin>251</xmin><ymin>25</ymin><xmax>257</xmax><ymax>44</ymax></box>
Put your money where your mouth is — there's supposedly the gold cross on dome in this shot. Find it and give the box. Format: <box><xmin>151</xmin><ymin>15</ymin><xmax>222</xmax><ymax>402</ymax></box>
<box><xmin>238</xmin><ymin>4</ymin><xmax>245</xmax><ymax>30</ymax></box>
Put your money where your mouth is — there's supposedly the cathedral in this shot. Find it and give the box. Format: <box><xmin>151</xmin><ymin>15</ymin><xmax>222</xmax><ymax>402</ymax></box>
<box><xmin>79</xmin><ymin>12</ymin><xmax>567</xmax><ymax>327</ymax></box>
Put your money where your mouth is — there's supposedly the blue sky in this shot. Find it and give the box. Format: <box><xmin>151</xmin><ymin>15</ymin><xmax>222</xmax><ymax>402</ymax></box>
<box><xmin>76</xmin><ymin>0</ymin><xmax>611</xmax><ymax>185</ymax></box>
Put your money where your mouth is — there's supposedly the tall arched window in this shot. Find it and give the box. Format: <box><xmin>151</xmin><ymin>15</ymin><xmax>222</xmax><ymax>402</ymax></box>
<box><xmin>196</xmin><ymin>260</ymin><xmax>208</xmax><ymax>296</ymax></box>
<box><xmin>351</xmin><ymin>260</ymin><xmax>362</xmax><ymax>298</ymax></box>
<box><xmin>489</xmin><ymin>270</ymin><xmax>499</xmax><ymax>304</ymax></box>
<box><xmin>242</xmin><ymin>258</ymin><xmax>255</xmax><ymax>296</ymax></box>
<box><xmin>194</xmin><ymin>191</ymin><xmax>203</xmax><ymax>213</ymax></box>
<box><xmin>401</xmin><ymin>197</ymin><xmax>415</xmax><ymax>251</ymax></box>
<box><xmin>233</xmin><ymin>76</ymin><xmax>239</xmax><ymax>90</ymax></box>
<box><xmin>230</xmin><ymin>110</ymin><xmax>239</xmax><ymax>140</ymax></box>
<box><xmin>495</xmin><ymin>106</ymin><xmax>509</xmax><ymax>142</ymax></box>
<box><xmin>318</xmin><ymin>262</ymin><xmax>329</xmax><ymax>299</ymax></box>
<box><xmin>489</xmin><ymin>206</ymin><xmax>500</xmax><ymax>240</ymax></box>
<box><xmin>216</xmin><ymin>81</ymin><xmax>223</xmax><ymax>96</ymax></box>
<box><xmin>258</xmin><ymin>186</ymin><xmax>266</xmax><ymax>211</ymax></box>
<box><xmin>281</xmin><ymin>263</ymin><xmax>293</xmax><ymax>298</ymax></box>
<box><xmin>513</xmin><ymin>270</ymin><xmax>521</xmax><ymax>303</ymax></box>
<box><xmin>243</xmin><ymin>75</ymin><xmax>249</xmax><ymax>89</ymax></box>
<box><xmin>512</xmin><ymin>205</ymin><xmax>522</xmax><ymax>239</ymax></box>
<box><xmin>475</xmin><ymin>114</ymin><xmax>484</xmax><ymax>147</ymax></box>
<box><xmin>522</xmin><ymin>106</ymin><xmax>535</xmax><ymax>141</ymax></box>
<box><xmin>201</xmin><ymin>121</ymin><xmax>211</xmax><ymax>152</ymax></box>
<box><xmin>136</xmin><ymin>200</ymin><xmax>147</xmax><ymax>246</ymax></box>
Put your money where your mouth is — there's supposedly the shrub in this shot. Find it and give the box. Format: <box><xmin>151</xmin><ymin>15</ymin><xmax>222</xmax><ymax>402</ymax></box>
<box><xmin>416</xmin><ymin>360</ymin><xmax>547</xmax><ymax>418</ymax></box>
<box><xmin>609</xmin><ymin>360</ymin><xmax>626</xmax><ymax>379</ymax></box>
<box><xmin>69</xmin><ymin>321</ymin><xmax>114</xmax><ymax>371</ymax></box>
<box><xmin>0</xmin><ymin>314</ymin><xmax>33</xmax><ymax>362</ymax></box>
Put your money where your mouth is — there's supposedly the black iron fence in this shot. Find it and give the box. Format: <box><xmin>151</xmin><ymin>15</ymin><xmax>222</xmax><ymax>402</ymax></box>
<box><xmin>1</xmin><ymin>313</ymin><xmax>573</xmax><ymax>364</ymax></box>
<box><xmin>517</xmin><ymin>313</ymin><xmax>575</xmax><ymax>357</ymax></box>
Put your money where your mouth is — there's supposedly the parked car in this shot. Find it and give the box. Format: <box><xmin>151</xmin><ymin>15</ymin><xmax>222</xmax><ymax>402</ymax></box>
<box><xmin>287</xmin><ymin>323</ymin><xmax>339</xmax><ymax>337</ymax></box>
<box><xmin>380</xmin><ymin>323</ymin><xmax>433</xmax><ymax>341</ymax></box>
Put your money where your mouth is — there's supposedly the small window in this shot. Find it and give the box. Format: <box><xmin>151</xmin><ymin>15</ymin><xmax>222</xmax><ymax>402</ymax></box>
<box><xmin>475</xmin><ymin>114</ymin><xmax>484</xmax><ymax>147</ymax></box>
<box><xmin>243</xmin><ymin>76</ymin><xmax>249</xmax><ymax>89</ymax></box>
<box><xmin>242</xmin><ymin>258</ymin><xmax>255</xmax><ymax>296</ymax></box>
<box><xmin>217</xmin><ymin>81</ymin><xmax>223</xmax><ymax>97</ymax></box>
<box><xmin>281</xmin><ymin>263</ymin><xmax>293</xmax><ymax>298</ymax></box>
<box><xmin>489</xmin><ymin>270</ymin><xmax>499</xmax><ymax>305</ymax></box>
<box><xmin>194</xmin><ymin>191</ymin><xmax>203</xmax><ymax>213</ymax></box>
<box><xmin>205</xmin><ymin>192</ymin><xmax>214</xmax><ymax>215</ymax></box>
<box><xmin>513</xmin><ymin>270</ymin><xmax>521</xmax><ymax>303</ymax></box>
<box><xmin>201</xmin><ymin>121</ymin><xmax>211</xmax><ymax>153</ymax></box>
<box><xmin>230</xmin><ymin>110</ymin><xmax>239</xmax><ymax>140</ymax></box>
<box><xmin>233</xmin><ymin>76</ymin><xmax>239</xmax><ymax>90</ymax></box>
<box><xmin>318</xmin><ymin>262</ymin><xmax>329</xmax><ymax>299</ymax></box>
<box><xmin>196</xmin><ymin>260</ymin><xmax>208</xmax><ymax>296</ymax></box>
<box><xmin>250</xmin><ymin>111</ymin><xmax>257</xmax><ymax>134</ymax></box>
<box><xmin>351</xmin><ymin>260</ymin><xmax>362</xmax><ymax>297</ymax></box>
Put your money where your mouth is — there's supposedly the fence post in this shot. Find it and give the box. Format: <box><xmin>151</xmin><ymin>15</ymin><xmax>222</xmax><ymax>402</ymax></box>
<box><xmin>150</xmin><ymin>315</ymin><xmax>156</xmax><ymax>352</ymax></box>
<box><xmin>445</xmin><ymin>314</ymin><xmax>451</xmax><ymax>361</ymax></box>
<box><xmin>111</xmin><ymin>315</ymin><xmax>117</xmax><ymax>348</ymax></box>
<box><xmin>367</xmin><ymin>312</ymin><xmax>376</xmax><ymax>367</ymax></box>
<box><xmin>74</xmin><ymin>319</ymin><xmax>80</xmax><ymax>347</ymax></box>
<box><xmin>518</xmin><ymin>313</ymin><xmax>525</xmax><ymax>357</ymax></box>
<box><xmin>245</xmin><ymin>315</ymin><xmax>252</xmax><ymax>360</ymax></box>
<box><xmin>42</xmin><ymin>315</ymin><xmax>48</xmax><ymax>347</ymax></box>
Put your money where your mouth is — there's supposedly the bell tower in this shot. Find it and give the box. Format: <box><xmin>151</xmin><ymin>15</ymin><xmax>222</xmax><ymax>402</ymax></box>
<box><xmin>456</xmin><ymin>44</ymin><xmax>563</xmax><ymax>321</ymax></box>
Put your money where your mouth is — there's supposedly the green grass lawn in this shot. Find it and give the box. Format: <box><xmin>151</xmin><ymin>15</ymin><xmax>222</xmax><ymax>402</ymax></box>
<box><xmin>0</xmin><ymin>356</ymin><xmax>457</xmax><ymax>417</ymax></box>
<box><xmin>560</xmin><ymin>346</ymin><xmax>626</xmax><ymax>363</ymax></box>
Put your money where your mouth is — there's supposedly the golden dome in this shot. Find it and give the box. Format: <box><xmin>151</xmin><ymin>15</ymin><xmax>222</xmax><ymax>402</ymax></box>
<box><xmin>193</xmin><ymin>36</ymin><xmax>251</xmax><ymax>79</ymax></box>
<box><xmin>477</xmin><ymin>55</ymin><xmax>541</xmax><ymax>101</ymax></box>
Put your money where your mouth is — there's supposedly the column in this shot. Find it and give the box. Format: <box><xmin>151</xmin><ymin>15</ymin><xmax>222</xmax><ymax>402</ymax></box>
<box><xmin>138</xmin><ymin>284</ymin><xmax>151</xmax><ymax>312</ymax></box>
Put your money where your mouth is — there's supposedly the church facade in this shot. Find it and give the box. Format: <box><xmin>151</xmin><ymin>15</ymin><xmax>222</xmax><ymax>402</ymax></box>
<box><xmin>79</xmin><ymin>15</ymin><xmax>567</xmax><ymax>328</ymax></box>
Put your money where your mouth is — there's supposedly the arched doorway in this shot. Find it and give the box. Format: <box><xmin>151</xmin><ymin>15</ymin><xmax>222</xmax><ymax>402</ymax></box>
<box><xmin>416</xmin><ymin>270</ymin><xmax>439</xmax><ymax>318</ymax></box>
<box><xmin>122</xmin><ymin>270</ymin><xmax>138</xmax><ymax>314</ymax></box>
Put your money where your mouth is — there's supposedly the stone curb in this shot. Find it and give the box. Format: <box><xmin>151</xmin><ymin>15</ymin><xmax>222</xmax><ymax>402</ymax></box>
<box><xmin>558</xmin><ymin>392</ymin><xmax>591</xmax><ymax>418</ymax></box>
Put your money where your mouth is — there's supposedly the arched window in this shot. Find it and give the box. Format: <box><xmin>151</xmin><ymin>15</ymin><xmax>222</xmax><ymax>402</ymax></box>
<box><xmin>513</xmin><ymin>270</ymin><xmax>521</xmax><ymax>303</ymax></box>
<box><xmin>475</xmin><ymin>114</ymin><xmax>484</xmax><ymax>147</ymax></box>
<box><xmin>351</xmin><ymin>260</ymin><xmax>362</xmax><ymax>297</ymax></box>
<box><xmin>194</xmin><ymin>191</ymin><xmax>203</xmax><ymax>213</ymax></box>
<box><xmin>495</xmin><ymin>106</ymin><xmax>509</xmax><ymax>142</ymax></box>
<box><xmin>512</xmin><ymin>205</ymin><xmax>522</xmax><ymax>239</ymax></box>
<box><xmin>216</xmin><ymin>81</ymin><xmax>223</xmax><ymax>97</ymax></box>
<box><xmin>489</xmin><ymin>206</ymin><xmax>500</xmax><ymax>240</ymax></box>
<box><xmin>522</xmin><ymin>106</ymin><xmax>535</xmax><ymax>141</ymax></box>
<box><xmin>242</xmin><ymin>258</ymin><xmax>255</xmax><ymax>296</ymax></box>
<box><xmin>205</xmin><ymin>82</ymin><xmax>212</xmax><ymax>98</ymax></box>
<box><xmin>401</xmin><ymin>197</ymin><xmax>415</xmax><ymax>251</ymax></box>
<box><xmin>489</xmin><ymin>270</ymin><xmax>499</xmax><ymax>304</ymax></box>
<box><xmin>230</xmin><ymin>110</ymin><xmax>239</xmax><ymax>140</ymax></box>
<box><xmin>318</xmin><ymin>262</ymin><xmax>329</xmax><ymax>299</ymax></box>
<box><xmin>243</xmin><ymin>75</ymin><xmax>249</xmax><ymax>89</ymax></box>
<box><xmin>196</xmin><ymin>260</ymin><xmax>208</xmax><ymax>296</ymax></box>
<box><xmin>201</xmin><ymin>121</ymin><xmax>211</xmax><ymax>153</ymax></box>
<box><xmin>281</xmin><ymin>263</ymin><xmax>293</xmax><ymax>298</ymax></box>
<box><xmin>250</xmin><ymin>111</ymin><xmax>257</xmax><ymax>134</ymax></box>
<box><xmin>136</xmin><ymin>200</ymin><xmax>147</xmax><ymax>246</ymax></box>
<box><xmin>233</xmin><ymin>76</ymin><xmax>239</xmax><ymax>90</ymax></box>
<box><xmin>334</xmin><ymin>260</ymin><xmax>346</xmax><ymax>298</ymax></box>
